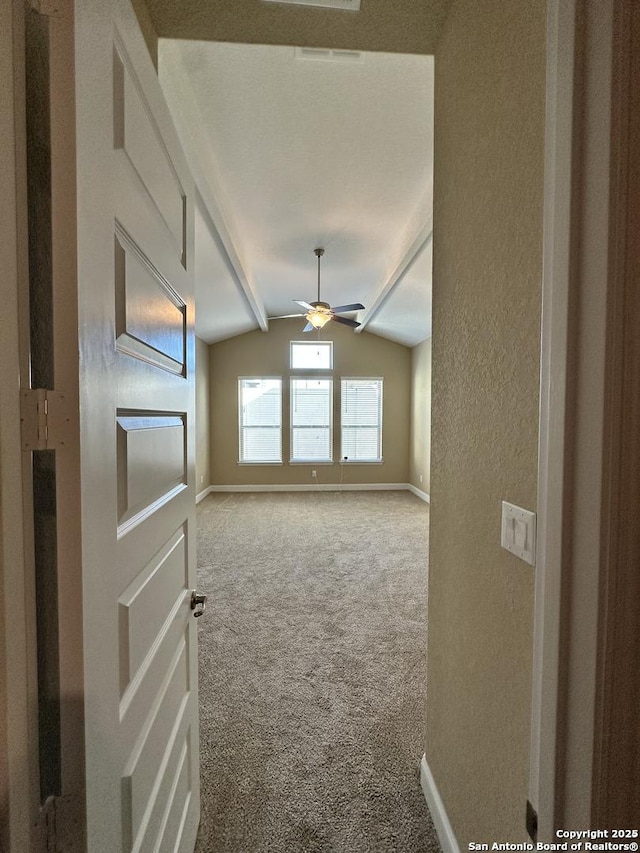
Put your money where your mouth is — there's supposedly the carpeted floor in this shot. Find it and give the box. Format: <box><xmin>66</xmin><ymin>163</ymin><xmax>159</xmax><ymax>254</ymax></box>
<box><xmin>195</xmin><ymin>490</ymin><xmax>439</xmax><ymax>853</ymax></box>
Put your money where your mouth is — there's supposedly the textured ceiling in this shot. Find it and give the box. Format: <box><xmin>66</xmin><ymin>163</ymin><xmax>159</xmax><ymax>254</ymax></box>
<box><xmin>145</xmin><ymin>0</ymin><xmax>452</xmax><ymax>55</ymax></box>
<box><xmin>159</xmin><ymin>40</ymin><xmax>434</xmax><ymax>346</ymax></box>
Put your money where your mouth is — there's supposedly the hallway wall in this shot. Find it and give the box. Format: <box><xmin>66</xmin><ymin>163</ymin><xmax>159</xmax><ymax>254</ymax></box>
<box><xmin>141</xmin><ymin>0</ymin><xmax>452</xmax><ymax>58</ymax></box>
<box><xmin>427</xmin><ymin>0</ymin><xmax>545</xmax><ymax>844</ymax></box>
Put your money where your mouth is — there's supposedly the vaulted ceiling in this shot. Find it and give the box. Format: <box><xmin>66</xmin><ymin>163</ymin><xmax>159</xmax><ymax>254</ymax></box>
<box><xmin>153</xmin><ymin>2</ymin><xmax>441</xmax><ymax>347</ymax></box>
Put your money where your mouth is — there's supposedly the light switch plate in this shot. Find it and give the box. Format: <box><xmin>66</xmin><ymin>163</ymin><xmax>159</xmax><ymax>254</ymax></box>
<box><xmin>501</xmin><ymin>501</ymin><xmax>536</xmax><ymax>566</ymax></box>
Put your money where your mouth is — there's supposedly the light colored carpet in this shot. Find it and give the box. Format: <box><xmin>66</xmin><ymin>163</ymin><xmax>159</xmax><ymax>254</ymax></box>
<box><xmin>195</xmin><ymin>490</ymin><xmax>439</xmax><ymax>853</ymax></box>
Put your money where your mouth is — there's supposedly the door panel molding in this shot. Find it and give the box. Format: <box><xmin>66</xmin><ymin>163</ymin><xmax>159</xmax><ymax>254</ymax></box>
<box><xmin>115</xmin><ymin>224</ymin><xmax>187</xmax><ymax>376</ymax></box>
<box><xmin>113</xmin><ymin>27</ymin><xmax>187</xmax><ymax>267</ymax></box>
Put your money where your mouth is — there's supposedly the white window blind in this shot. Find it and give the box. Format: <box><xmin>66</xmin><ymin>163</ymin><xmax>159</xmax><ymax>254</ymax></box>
<box><xmin>341</xmin><ymin>378</ymin><xmax>383</xmax><ymax>462</ymax></box>
<box><xmin>290</xmin><ymin>377</ymin><xmax>333</xmax><ymax>462</ymax></box>
<box><xmin>290</xmin><ymin>341</ymin><xmax>333</xmax><ymax>370</ymax></box>
<box><xmin>238</xmin><ymin>378</ymin><xmax>282</xmax><ymax>462</ymax></box>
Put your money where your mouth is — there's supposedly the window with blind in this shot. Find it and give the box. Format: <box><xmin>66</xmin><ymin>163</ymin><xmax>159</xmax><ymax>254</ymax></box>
<box><xmin>238</xmin><ymin>378</ymin><xmax>282</xmax><ymax>463</ymax></box>
<box><xmin>341</xmin><ymin>378</ymin><xmax>383</xmax><ymax>462</ymax></box>
<box><xmin>290</xmin><ymin>377</ymin><xmax>333</xmax><ymax>462</ymax></box>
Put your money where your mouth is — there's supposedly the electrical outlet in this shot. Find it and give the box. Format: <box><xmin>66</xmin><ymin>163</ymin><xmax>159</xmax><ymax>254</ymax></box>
<box><xmin>311</xmin><ymin>469</ymin><xmax>317</xmax><ymax>478</ymax></box>
<box><xmin>419</xmin><ymin>474</ymin><xmax>423</xmax><ymax>483</ymax></box>
<box><xmin>200</xmin><ymin>475</ymin><xmax>204</xmax><ymax>485</ymax></box>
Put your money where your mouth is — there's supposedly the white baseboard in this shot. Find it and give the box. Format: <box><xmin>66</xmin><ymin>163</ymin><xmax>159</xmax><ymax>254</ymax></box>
<box><xmin>196</xmin><ymin>485</ymin><xmax>214</xmax><ymax>504</ymax></box>
<box><xmin>420</xmin><ymin>754</ymin><xmax>460</xmax><ymax>853</ymax></box>
<box><xmin>407</xmin><ymin>483</ymin><xmax>430</xmax><ymax>503</ymax></box>
<box><xmin>208</xmin><ymin>483</ymin><xmax>410</xmax><ymax>493</ymax></box>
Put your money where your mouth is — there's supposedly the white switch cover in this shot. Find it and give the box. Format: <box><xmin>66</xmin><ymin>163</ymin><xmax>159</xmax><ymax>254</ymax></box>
<box><xmin>501</xmin><ymin>501</ymin><xmax>536</xmax><ymax>566</ymax></box>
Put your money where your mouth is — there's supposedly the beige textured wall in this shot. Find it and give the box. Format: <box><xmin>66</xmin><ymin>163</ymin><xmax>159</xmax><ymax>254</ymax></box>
<box><xmin>409</xmin><ymin>338</ymin><xmax>431</xmax><ymax>494</ymax></box>
<box><xmin>209</xmin><ymin>319</ymin><xmax>410</xmax><ymax>486</ymax></box>
<box><xmin>195</xmin><ymin>336</ymin><xmax>211</xmax><ymax>491</ymax></box>
<box><xmin>146</xmin><ymin>0</ymin><xmax>452</xmax><ymax>56</ymax></box>
<box><xmin>131</xmin><ymin>0</ymin><xmax>159</xmax><ymax>68</ymax></box>
<box><xmin>427</xmin><ymin>0</ymin><xmax>545</xmax><ymax>845</ymax></box>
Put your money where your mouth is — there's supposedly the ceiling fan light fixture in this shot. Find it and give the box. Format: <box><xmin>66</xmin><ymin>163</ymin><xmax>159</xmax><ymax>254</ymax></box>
<box><xmin>306</xmin><ymin>309</ymin><xmax>332</xmax><ymax>329</ymax></box>
<box><xmin>267</xmin><ymin>247</ymin><xmax>365</xmax><ymax>332</ymax></box>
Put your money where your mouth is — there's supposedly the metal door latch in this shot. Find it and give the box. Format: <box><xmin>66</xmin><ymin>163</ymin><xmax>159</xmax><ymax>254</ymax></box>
<box><xmin>190</xmin><ymin>591</ymin><xmax>207</xmax><ymax>618</ymax></box>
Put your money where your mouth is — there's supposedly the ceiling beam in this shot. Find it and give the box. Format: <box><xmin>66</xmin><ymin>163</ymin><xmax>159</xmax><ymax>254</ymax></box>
<box><xmin>195</xmin><ymin>181</ymin><xmax>269</xmax><ymax>332</ymax></box>
<box><xmin>356</xmin><ymin>221</ymin><xmax>433</xmax><ymax>333</ymax></box>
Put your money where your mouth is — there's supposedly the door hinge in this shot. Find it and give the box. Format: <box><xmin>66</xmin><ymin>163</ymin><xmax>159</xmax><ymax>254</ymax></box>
<box><xmin>21</xmin><ymin>389</ymin><xmax>73</xmax><ymax>451</ymax></box>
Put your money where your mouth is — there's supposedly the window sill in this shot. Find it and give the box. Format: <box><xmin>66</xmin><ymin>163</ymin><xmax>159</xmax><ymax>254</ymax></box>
<box><xmin>339</xmin><ymin>459</ymin><xmax>384</xmax><ymax>464</ymax></box>
<box><xmin>289</xmin><ymin>460</ymin><xmax>333</xmax><ymax>465</ymax></box>
<box><xmin>237</xmin><ymin>461</ymin><xmax>284</xmax><ymax>466</ymax></box>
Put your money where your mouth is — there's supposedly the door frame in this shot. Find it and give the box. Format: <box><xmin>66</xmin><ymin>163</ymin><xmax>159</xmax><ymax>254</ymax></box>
<box><xmin>530</xmin><ymin>0</ymin><xmax>631</xmax><ymax>836</ymax></box>
<box><xmin>0</xmin><ymin>1</ymin><xmax>42</xmax><ymax>851</ymax></box>
<box><xmin>2</xmin><ymin>0</ymin><xmax>84</xmax><ymax>849</ymax></box>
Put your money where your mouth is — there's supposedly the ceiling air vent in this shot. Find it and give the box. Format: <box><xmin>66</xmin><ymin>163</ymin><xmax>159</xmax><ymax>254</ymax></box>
<box><xmin>264</xmin><ymin>0</ymin><xmax>361</xmax><ymax>10</ymax></box>
<box><xmin>295</xmin><ymin>47</ymin><xmax>363</xmax><ymax>63</ymax></box>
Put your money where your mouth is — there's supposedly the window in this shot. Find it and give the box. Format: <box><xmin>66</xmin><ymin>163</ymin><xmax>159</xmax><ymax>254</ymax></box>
<box><xmin>341</xmin><ymin>378</ymin><xmax>383</xmax><ymax>462</ymax></box>
<box><xmin>290</xmin><ymin>377</ymin><xmax>333</xmax><ymax>462</ymax></box>
<box><xmin>238</xmin><ymin>378</ymin><xmax>282</xmax><ymax>463</ymax></box>
<box><xmin>290</xmin><ymin>341</ymin><xmax>333</xmax><ymax>370</ymax></box>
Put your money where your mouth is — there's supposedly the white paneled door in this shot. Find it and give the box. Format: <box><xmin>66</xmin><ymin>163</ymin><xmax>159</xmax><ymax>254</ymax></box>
<box><xmin>73</xmin><ymin>1</ymin><xmax>200</xmax><ymax>849</ymax></box>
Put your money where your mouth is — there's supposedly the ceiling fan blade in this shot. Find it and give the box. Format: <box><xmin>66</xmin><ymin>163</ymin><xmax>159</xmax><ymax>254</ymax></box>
<box><xmin>332</xmin><ymin>303</ymin><xmax>365</xmax><ymax>313</ymax></box>
<box><xmin>332</xmin><ymin>315</ymin><xmax>361</xmax><ymax>329</ymax></box>
<box><xmin>267</xmin><ymin>313</ymin><xmax>306</xmax><ymax>320</ymax></box>
<box><xmin>294</xmin><ymin>300</ymin><xmax>314</xmax><ymax>311</ymax></box>
<box><xmin>302</xmin><ymin>322</ymin><xmax>314</xmax><ymax>333</ymax></box>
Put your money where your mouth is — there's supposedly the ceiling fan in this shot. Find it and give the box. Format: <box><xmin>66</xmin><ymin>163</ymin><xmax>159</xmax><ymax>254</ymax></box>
<box><xmin>268</xmin><ymin>248</ymin><xmax>365</xmax><ymax>332</ymax></box>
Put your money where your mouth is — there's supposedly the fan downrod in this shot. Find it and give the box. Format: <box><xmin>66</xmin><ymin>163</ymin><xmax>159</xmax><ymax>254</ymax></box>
<box><xmin>314</xmin><ymin>247</ymin><xmax>325</xmax><ymax>303</ymax></box>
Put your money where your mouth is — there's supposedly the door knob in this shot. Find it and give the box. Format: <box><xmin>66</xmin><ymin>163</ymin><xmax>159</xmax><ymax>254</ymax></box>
<box><xmin>190</xmin><ymin>590</ymin><xmax>207</xmax><ymax>618</ymax></box>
